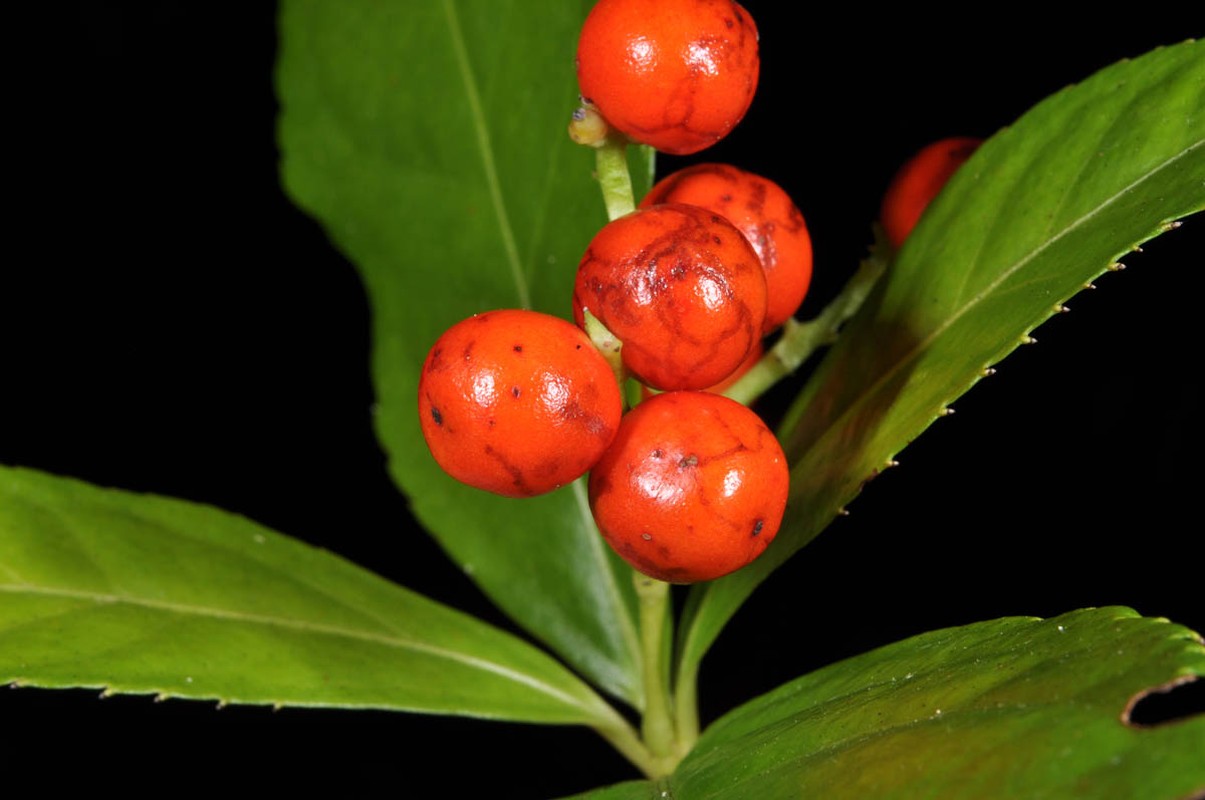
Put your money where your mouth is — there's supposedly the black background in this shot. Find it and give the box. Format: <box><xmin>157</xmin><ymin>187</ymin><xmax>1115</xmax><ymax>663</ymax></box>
<box><xmin>3</xmin><ymin>4</ymin><xmax>1201</xmax><ymax>797</ymax></box>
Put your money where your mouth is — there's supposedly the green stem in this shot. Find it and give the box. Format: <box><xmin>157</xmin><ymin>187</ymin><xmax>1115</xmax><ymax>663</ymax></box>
<box><xmin>592</xmin><ymin>715</ymin><xmax>660</xmax><ymax>779</ymax></box>
<box><xmin>673</xmin><ymin>665</ymin><xmax>700</xmax><ymax>751</ymax></box>
<box><xmin>724</xmin><ymin>250</ymin><xmax>889</xmax><ymax>406</ymax></box>
<box><xmin>595</xmin><ymin>139</ymin><xmax>636</xmax><ymax>221</ymax></box>
<box><xmin>635</xmin><ymin>572</ymin><xmax>680</xmax><ymax>776</ymax></box>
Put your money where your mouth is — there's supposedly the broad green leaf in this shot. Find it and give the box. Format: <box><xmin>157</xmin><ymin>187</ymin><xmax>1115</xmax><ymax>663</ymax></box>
<box><xmin>570</xmin><ymin>609</ymin><xmax>1205</xmax><ymax>799</ymax></box>
<box><xmin>0</xmin><ymin>465</ymin><xmax>630</xmax><ymax>731</ymax></box>
<box><xmin>678</xmin><ymin>40</ymin><xmax>1205</xmax><ymax>683</ymax></box>
<box><xmin>276</xmin><ymin>2</ymin><xmax>645</xmax><ymax>705</ymax></box>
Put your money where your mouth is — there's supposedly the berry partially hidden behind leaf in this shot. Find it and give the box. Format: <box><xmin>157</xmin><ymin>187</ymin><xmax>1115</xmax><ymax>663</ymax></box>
<box><xmin>642</xmin><ymin>163</ymin><xmax>813</xmax><ymax>333</ymax></box>
<box><xmin>589</xmin><ymin>390</ymin><xmax>789</xmax><ymax>583</ymax></box>
<box><xmin>880</xmin><ymin>136</ymin><xmax>983</xmax><ymax>249</ymax></box>
<box><xmin>418</xmin><ymin>309</ymin><xmax>623</xmax><ymax>498</ymax></box>
<box><xmin>575</xmin><ymin>0</ymin><xmax>760</xmax><ymax>155</ymax></box>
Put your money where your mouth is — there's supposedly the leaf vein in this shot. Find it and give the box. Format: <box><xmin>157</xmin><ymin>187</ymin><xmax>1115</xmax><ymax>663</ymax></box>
<box><xmin>0</xmin><ymin>581</ymin><xmax>590</xmax><ymax>711</ymax></box>
<box><xmin>442</xmin><ymin>0</ymin><xmax>530</xmax><ymax>308</ymax></box>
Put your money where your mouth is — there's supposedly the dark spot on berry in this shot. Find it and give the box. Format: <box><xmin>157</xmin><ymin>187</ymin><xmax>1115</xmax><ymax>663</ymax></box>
<box><xmin>430</xmin><ymin>406</ymin><xmax>443</xmax><ymax>426</ymax></box>
<box><xmin>679</xmin><ymin>454</ymin><xmax>698</xmax><ymax>468</ymax></box>
<box><xmin>723</xmin><ymin>17</ymin><xmax>734</xmax><ymax>29</ymax></box>
<box><xmin>752</xmin><ymin>519</ymin><xmax>764</xmax><ymax>537</ymax></box>
<box><xmin>575</xmin><ymin>343</ymin><xmax>582</xmax><ymax>349</ymax></box>
<box><xmin>513</xmin><ymin>344</ymin><xmax>523</xmax><ymax>353</ymax></box>
<box><xmin>712</xmin><ymin>235</ymin><xmax>722</xmax><ymax>246</ymax></box>
<box><xmin>651</xmin><ymin>448</ymin><xmax>664</xmax><ymax>458</ymax></box>
<box><xmin>720</xmin><ymin>193</ymin><xmax>733</xmax><ymax>203</ymax></box>
<box><xmin>511</xmin><ymin>386</ymin><xmax>521</xmax><ymax>399</ymax></box>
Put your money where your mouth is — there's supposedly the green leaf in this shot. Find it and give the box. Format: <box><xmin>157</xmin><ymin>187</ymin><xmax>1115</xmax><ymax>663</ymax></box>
<box><xmin>570</xmin><ymin>609</ymin><xmax>1205</xmax><ymax>799</ymax></box>
<box><xmin>678</xmin><ymin>40</ymin><xmax>1205</xmax><ymax>683</ymax></box>
<box><xmin>0</xmin><ymin>465</ymin><xmax>629</xmax><ymax>730</ymax></box>
<box><xmin>678</xmin><ymin>608</ymin><xmax>1205</xmax><ymax>798</ymax></box>
<box><xmin>276</xmin><ymin>2</ymin><xmax>644</xmax><ymax>705</ymax></box>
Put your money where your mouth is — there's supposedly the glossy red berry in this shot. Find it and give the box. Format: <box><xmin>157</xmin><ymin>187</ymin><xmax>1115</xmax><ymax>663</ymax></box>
<box><xmin>576</xmin><ymin>0</ymin><xmax>760</xmax><ymax>155</ymax></box>
<box><xmin>639</xmin><ymin>339</ymin><xmax>762</xmax><ymax>402</ymax></box>
<box><xmin>574</xmin><ymin>203</ymin><xmax>767</xmax><ymax>392</ymax></box>
<box><xmin>588</xmin><ymin>391</ymin><xmax>789</xmax><ymax>583</ymax></box>
<box><xmin>880</xmin><ymin>136</ymin><xmax>982</xmax><ymax>249</ymax></box>
<box><xmin>418</xmin><ymin>309</ymin><xmax>623</xmax><ymax>498</ymax></box>
<box><xmin>642</xmin><ymin>163</ymin><xmax>812</xmax><ymax>333</ymax></box>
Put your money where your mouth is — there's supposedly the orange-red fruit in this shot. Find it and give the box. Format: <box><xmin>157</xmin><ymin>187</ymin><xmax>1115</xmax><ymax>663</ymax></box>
<box><xmin>642</xmin><ymin>163</ymin><xmax>812</xmax><ymax>332</ymax></box>
<box><xmin>880</xmin><ymin>136</ymin><xmax>982</xmax><ymax>249</ymax></box>
<box><xmin>574</xmin><ymin>203</ymin><xmax>767</xmax><ymax>392</ymax></box>
<box><xmin>418</xmin><ymin>309</ymin><xmax>623</xmax><ymax>498</ymax></box>
<box><xmin>576</xmin><ymin>0</ymin><xmax>760</xmax><ymax>155</ymax></box>
<box><xmin>588</xmin><ymin>391</ymin><xmax>789</xmax><ymax>583</ymax></box>
<box><xmin>640</xmin><ymin>340</ymin><xmax>763</xmax><ymax>402</ymax></box>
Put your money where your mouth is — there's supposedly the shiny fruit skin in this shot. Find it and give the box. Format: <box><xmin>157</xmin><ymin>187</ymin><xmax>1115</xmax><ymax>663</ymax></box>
<box><xmin>642</xmin><ymin>163</ymin><xmax>812</xmax><ymax>332</ymax></box>
<box><xmin>639</xmin><ymin>339</ymin><xmax>762</xmax><ymax>402</ymax></box>
<box><xmin>576</xmin><ymin>0</ymin><xmax>760</xmax><ymax>155</ymax></box>
<box><xmin>588</xmin><ymin>391</ymin><xmax>789</xmax><ymax>583</ymax></box>
<box><xmin>880</xmin><ymin>136</ymin><xmax>982</xmax><ymax>249</ymax></box>
<box><xmin>418</xmin><ymin>309</ymin><xmax>623</xmax><ymax>498</ymax></box>
<box><xmin>574</xmin><ymin>203</ymin><xmax>768</xmax><ymax>392</ymax></box>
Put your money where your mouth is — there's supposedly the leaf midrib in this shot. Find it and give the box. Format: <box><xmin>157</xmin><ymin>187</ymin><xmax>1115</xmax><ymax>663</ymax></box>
<box><xmin>0</xmin><ymin>580</ymin><xmax>593</xmax><ymax>711</ymax></box>
<box><xmin>442</xmin><ymin>0</ymin><xmax>529</xmax><ymax>309</ymax></box>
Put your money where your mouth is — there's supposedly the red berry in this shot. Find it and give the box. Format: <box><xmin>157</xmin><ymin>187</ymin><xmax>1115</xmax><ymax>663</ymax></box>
<box><xmin>576</xmin><ymin>0</ymin><xmax>760</xmax><ymax>155</ymax></box>
<box><xmin>642</xmin><ymin>163</ymin><xmax>812</xmax><ymax>332</ymax></box>
<box><xmin>418</xmin><ymin>309</ymin><xmax>623</xmax><ymax>498</ymax></box>
<box><xmin>574</xmin><ymin>203</ymin><xmax>767</xmax><ymax>392</ymax></box>
<box><xmin>639</xmin><ymin>339</ymin><xmax>763</xmax><ymax>402</ymax></box>
<box><xmin>588</xmin><ymin>391</ymin><xmax>789</xmax><ymax>583</ymax></box>
<box><xmin>880</xmin><ymin>136</ymin><xmax>982</xmax><ymax>249</ymax></box>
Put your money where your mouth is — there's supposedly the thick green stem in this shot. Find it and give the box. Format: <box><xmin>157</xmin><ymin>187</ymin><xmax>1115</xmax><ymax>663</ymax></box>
<box><xmin>595</xmin><ymin>140</ymin><xmax>636</xmax><ymax>221</ymax></box>
<box><xmin>592</xmin><ymin>715</ymin><xmax>660</xmax><ymax>779</ymax></box>
<box><xmin>724</xmin><ymin>251</ymin><xmax>889</xmax><ymax>406</ymax></box>
<box><xmin>673</xmin><ymin>666</ymin><xmax>700</xmax><ymax>750</ymax></box>
<box><xmin>635</xmin><ymin>572</ymin><xmax>680</xmax><ymax>776</ymax></box>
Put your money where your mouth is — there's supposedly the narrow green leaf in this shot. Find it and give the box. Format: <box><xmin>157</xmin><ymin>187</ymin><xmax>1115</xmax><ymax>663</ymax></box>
<box><xmin>276</xmin><ymin>2</ymin><xmax>643</xmax><ymax>705</ymax></box>
<box><xmin>669</xmin><ymin>608</ymin><xmax>1205</xmax><ymax>798</ymax></box>
<box><xmin>679</xmin><ymin>40</ymin><xmax>1205</xmax><ymax>681</ymax></box>
<box><xmin>0</xmin><ymin>465</ymin><xmax>628</xmax><ymax>729</ymax></box>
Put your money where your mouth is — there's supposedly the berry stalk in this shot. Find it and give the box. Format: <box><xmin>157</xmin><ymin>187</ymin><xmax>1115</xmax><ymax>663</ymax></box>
<box><xmin>723</xmin><ymin>248</ymin><xmax>890</xmax><ymax>406</ymax></box>
<box><xmin>569</xmin><ymin>104</ymin><xmax>638</xmax><ymax>222</ymax></box>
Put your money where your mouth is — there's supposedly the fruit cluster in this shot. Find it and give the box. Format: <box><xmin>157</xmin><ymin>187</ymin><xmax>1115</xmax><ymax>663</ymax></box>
<box><xmin>418</xmin><ymin>0</ymin><xmax>978</xmax><ymax>584</ymax></box>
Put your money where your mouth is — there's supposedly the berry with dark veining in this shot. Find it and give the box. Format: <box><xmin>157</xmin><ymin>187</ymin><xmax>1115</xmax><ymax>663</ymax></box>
<box><xmin>588</xmin><ymin>390</ymin><xmax>789</xmax><ymax>583</ymax></box>
<box><xmin>643</xmin><ymin>163</ymin><xmax>812</xmax><ymax>332</ymax></box>
<box><xmin>574</xmin><ymin>203</ymin><xmax>768</xmax><ymax>391</ymax></box>
<box><xmin>576</xmin><ymin>0</ymin><xmax>760</xmax><ymax>155</ymax></box>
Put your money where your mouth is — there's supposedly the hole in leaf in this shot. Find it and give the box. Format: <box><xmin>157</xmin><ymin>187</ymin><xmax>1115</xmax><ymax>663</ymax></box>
<box><xmin>1124</xmin><ymin>675</ymin><xmax>1205</xmax><ymax>727</ymax></box>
